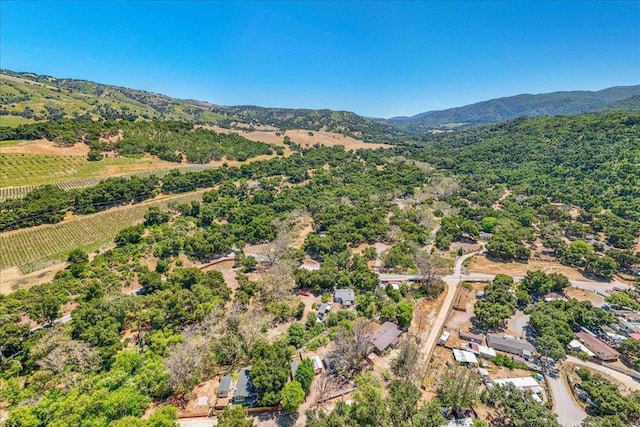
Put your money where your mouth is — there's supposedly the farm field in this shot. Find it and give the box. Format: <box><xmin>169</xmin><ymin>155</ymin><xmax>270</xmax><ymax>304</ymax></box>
<box><xmin>0</xmin><ymin>116</ymin><xmax>37</xmax><ymax>127</ymax></box>
<box><xmin>0</xmin><ymin>189</ymin><xmax>207</xmax><ymax>277</ymax></box>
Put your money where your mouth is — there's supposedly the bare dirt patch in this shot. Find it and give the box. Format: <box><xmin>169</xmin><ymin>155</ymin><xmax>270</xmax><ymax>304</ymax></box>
<box><xmin>565</xmin><ymin>287</ymin><xmax>605</xmax><ymax>306</ymax></box>
<box><xmin>469</xmin><ymin>255</ymin><xmax>592</xmax><ymax>281</ymax></box>
<box><xmin>208</xmin><ymin>127</ymin><xmax>389</xmax><ymax>151</ymax></box>
<box><xmin>1</xmin><ymin>139</ymin><xmax>90</xmax><ymax>156</ymax></box>
<box><xmin>0</xmin><ymin>263</ymin><xmax>66</xmax><ymax>294</ymax></box>
<box><xmin>200</xmin><ymin>260</ymin><xmax>240</xmax><ymax>293</ymax></box>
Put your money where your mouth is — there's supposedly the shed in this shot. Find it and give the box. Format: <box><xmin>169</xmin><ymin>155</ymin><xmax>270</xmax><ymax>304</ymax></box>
<box><xmin>459</xmin><ymin>331</ymin><xmax>485</xmax><ymax>344</ymax></box>
<box><xmin>478</xmin><ymin>368</ymin><xmax>489</xmax><ymax>377</ymax></box>
<box><xmin>453</xmin><ymin>348</ymin><xmax>479</xmax><ymax>365</ymax></box>
<box><xmin>291</xmin><ymin>361</ymin><xmax>300</xmax><ymax>379</ymax></box>
<box><xmin>369</xmin><ymin>321</ymin><xmax>403</xmax><ymax>355</ymax></box>
<box><xmin>493</xmin><ymin>376</ymin><xmax>542</xmax><ymax>394</ymax></box>
<box><xmin>334</xmin><ymin>288</ymin><xmax>355</xmax><ymax>307</ymax></box>
<box><xmin>218</xmin><ymin>375</ymin><xmax>232</xmax><ymax>398</ymax></box>
<box><xmin>486</xmin><ymin>333</ymin><xmax>536</xmax><ymax>357</ymax></box>
<box><xmin>312</xmin><ymin>355</ymin><xmax>323</xmax><ymax>374</ymax></box>
<box><xmin>439</xmin><ymin>331</ymin><xmax>451</xmax><ymax>346</ymax></box>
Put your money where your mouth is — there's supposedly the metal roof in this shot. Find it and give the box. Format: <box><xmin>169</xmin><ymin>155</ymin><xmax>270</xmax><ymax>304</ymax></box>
<box><xmin>370</xmin><ymin>321</ymin><xmax>403</xmax><ymax>353</ymax></box>
<box><xmin>219</xmin><ymin>375</ymin><xmax>232</xmax><ymax>393</ymax></box>
<box><xmin>453</xmin><ymin>349</ymin><xmax>479</xmax><ymax>364</ymax></box>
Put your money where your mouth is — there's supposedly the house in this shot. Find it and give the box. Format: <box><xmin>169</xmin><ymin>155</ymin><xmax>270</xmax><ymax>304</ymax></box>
<box><xmin>334</xmin><ymin>288</ymin><xmax>355</xmax><ymax>307</ymax></box>
<box><xmin>218</xmin><ymin>375</ymin><xmax>232</xmax><ymax>398</ymax></box>
<box><xmin>468</xmin><ymin>342</ymin><xmax>496</xmax><ymax>359</ymax></box>
<box><xmin>233</xmin><ymin>368</ymin><xmax>257</xmax><ymax>404</ymax></box>
<box><xmin>312</xmin><ymin>355</ymin><xmax>323</xmax><ymax>374</ymax></box>
<box><xmin>486</xmin><ymin>334</ymin><xmax>536</xmax><ymax>358</ymax></box>
<box><xmin>459</xmin><ymin>331</ymin><xmax>485</xmax><ymax>344</ymax></box>
<box><xmin>575</xmin><ymin>331</ymin><xmax>619</xmax><ymax>362</ymax></box>
<box><xmin>628</xmin><ymin>333</ymin><xmax>640</xmax><ymax>340</ymax></box>
<box><xmin>453</xmin><ymin>348</ymin><xmax>479</xmax><ymax>365</ymax></box>
<box><xmin>543</xmin><ymin>292</ymin><xmax>565</xmax><ymax>302</ymax></box>
<box><xmin>369</xmin><ymin>321</ymin><xmax>403</xmax><ymax>355</ymax></box>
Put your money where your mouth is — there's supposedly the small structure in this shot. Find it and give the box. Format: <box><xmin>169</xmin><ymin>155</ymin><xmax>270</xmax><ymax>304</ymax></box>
<box><xmin>453</xmin><ymin>348</ymin><xmax>479</xmax><ymax>365</ymax></box>
<box><xmin>493</xmin><ymin>376</ymin><xmax>542</xmax><ymax>394</ymax></box>
<box><xmin>486</xmin><ymin>333</ymin><xmax>536</xmax><ymax>358</ymax></box>
<box><xmin>334</xmin><ymin>288</ymin><xmax>355</xmax><ymax>307</ymax></box>
<box><xmin>628</xmin><ymin>333</ymin><xmax>640</xmax><ymax>340</ymax></box>
<box><xmin>317</xmin><ymin>303</ymin><xmax>332</xmax><ymax>320</ymax></box>
<box><xmin>468</xmin><ymin>342</ymin><xmax>496</xmax><ymax>359</ymax></box>
<box><xmin>444</xmin><ymin>417</ymin><xmax>473</xmax><ymax>427</ymax></box>
<box><xmin>439</xmin><ymin>331</ymin><xmax>452</xmax><ymax>346</ymax></box>
<box><xmin>312</xmin><ymin>355</ymin><xmax>323</xmax><ymax>374</ymax></box>
<box><xmin>369</xmin><ymin>321</ymin><xmax>403</xmax><ymax>355</ymax></box>
<box><xmin>575</xmin><ymin>331</ymin><xmax>619</xmax><ymax>362</ymax></box>
<box><xmin>459</xmin><ymin>331</ymin><xmax>485</xmax><ymax>344</ymax></box>
<box><xmin>290</xmin><ymin>361</ymin><xmax>300</xmax><ymax>379</ymax></box>
<box><xmin>478</xmin><ymin>368</ymin><xmax>489</xmax><ymax>377</ymax></box>
<box><xmin>233</xmin><ymin>368</ymin><xmax>257</xmax><ymax>404</ymax></box>
<box><xmin>543</xmin><ymin>292</ymin><xmax>565</xmax><ymax>302</ymax></box>
<box><xmin>218</xmin><ymin>375</ymin><xmax>232</xmax><ymax>398</ymax></box>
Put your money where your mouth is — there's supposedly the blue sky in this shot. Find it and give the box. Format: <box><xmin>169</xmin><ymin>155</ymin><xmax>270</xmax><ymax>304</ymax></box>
<box><xmin>1</xmin><ymin>1</ymin><xmax>639</xmax><ymax>117</ymax></box>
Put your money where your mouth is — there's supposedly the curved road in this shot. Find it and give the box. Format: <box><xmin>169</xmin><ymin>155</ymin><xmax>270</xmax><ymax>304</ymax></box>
<box><xmin>545</xmin><ymin>372</ymin><xmax>587</xmax><ymax>427</ymax></box>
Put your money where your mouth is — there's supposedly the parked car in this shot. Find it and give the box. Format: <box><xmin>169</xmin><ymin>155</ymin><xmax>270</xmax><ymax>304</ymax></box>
<box><xmin>299</xmin><ymin>290</ymin><xmax>310</xmax><ymax>296</ymax></box>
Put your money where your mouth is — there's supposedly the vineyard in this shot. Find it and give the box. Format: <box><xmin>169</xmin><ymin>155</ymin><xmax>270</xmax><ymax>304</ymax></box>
<box><xmin>0</xmin><ymin>152</ymin><xmax>183</xmax><ymax>187</ymax></box>
<box><xmin>0</xmin><ymin>178</ymin><xmax>104</xmax><ymax>201</ymax></box>
<box><xmin>0</xmin><ymin>164</ymin><xmax>217</xmax><ymax>201</ymax></box>
<box><xmin>0</xmin><ymin>190</ymin><xmax>206</xmax><ymax>273</ymax></box>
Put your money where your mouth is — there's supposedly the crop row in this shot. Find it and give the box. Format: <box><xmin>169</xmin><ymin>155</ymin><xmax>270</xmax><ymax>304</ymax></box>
<box><xmin>0</xmin><ymin>178</ymin><xmax>104</xmax><ymax>201</ymax></box>
<box><xmin>0</xmin><ymin>191</ymin><xmax>205</xmax><ymax>272</ymax></box>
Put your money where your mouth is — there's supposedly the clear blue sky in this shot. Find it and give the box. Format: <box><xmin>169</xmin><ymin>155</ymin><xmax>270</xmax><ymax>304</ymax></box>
<box><xmin>1</xmin><ymin>1</ymin><xmax>639</xmax><ymax>117</ymax></box>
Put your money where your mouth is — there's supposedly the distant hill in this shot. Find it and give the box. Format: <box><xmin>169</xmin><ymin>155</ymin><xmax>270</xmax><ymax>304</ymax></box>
<box><xmin>2</xmin><ymin>69</ymin><xmax>638</xmax><ymax>140</ymax></box>
<box><xmin>387</xmin><ymin>86</ymin><xmax>640</xmax><ymax>131</ymax></box>
<box><xmin>0</xmin><ymin>70</ymin><xmax>407</xmax><ymax>144</ymax></box>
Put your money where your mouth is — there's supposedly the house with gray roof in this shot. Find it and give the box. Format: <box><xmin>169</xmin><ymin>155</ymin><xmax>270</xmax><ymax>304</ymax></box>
<box><xmin>218</xmin><ymin>375</ymin><xmax>232</xmax><ymax>398</ymax></box>
<box><xmin>233</xmin><ymin>368</ymin><xmax>257</xmax><ymax>404</ymax></box>
<box><xmin>334</xmin><ymin>288</ymin><xmax>355</xmax><ymax>307</ymax></box>
<box><xmin>486</xmin><ymin>334</ymin><xmax>536</xmax><ymax>358</ymax></box>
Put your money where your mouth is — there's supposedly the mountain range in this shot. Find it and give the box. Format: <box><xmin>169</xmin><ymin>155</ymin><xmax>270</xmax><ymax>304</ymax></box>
<box><xmin>1</xmin><ymin>69</ymin><xmax>639</xmax><ymax>142</ymax></box>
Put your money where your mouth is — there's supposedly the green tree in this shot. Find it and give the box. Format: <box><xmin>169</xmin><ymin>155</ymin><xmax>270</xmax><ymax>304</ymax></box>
<box><xmin>217</xmin><ymin>405</ymin><xmax>254</xmax><ymax>427</ymax></box>
<box><xmin>281</xmin><ymin>380</ymin><xmax>306</xmax><ymax>412</ymax></box>
<box><xmin>295</xmin><ymin>358</ymin><xmax>315</xmax><ymax>393</ymax></box>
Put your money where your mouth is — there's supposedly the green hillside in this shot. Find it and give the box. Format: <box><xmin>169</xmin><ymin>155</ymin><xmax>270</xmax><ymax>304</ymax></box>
<box><xmin>0</xmin><ymin>70</ymin><xmax>408</xmax><ymax>144</ymax></box>
<box><xmin>388</xmin><ymin>86</ymin><xmax>640</xmax><ymax>131</ymax></box>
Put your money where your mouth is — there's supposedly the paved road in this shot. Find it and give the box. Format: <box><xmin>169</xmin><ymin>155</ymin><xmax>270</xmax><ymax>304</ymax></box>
<box><xmin>379</xmin><ymin>272</ymin><xmax>629</xmax><ymax>293</ymax></box>
<box><xmin>566</xmin><ymin>356</ymin><xmax>640</xmax><ymax>392</ymax></box>
<box><xmin>545</xmin><ymin>372</ymin><xmax>587</xmax><ymax>427</ymax></box>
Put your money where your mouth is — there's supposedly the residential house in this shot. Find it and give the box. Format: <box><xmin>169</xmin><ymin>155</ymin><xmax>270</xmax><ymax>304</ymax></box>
<box><xmin>233</xmin><ymin>368</ymin><xmax>257</xmax><ymax>404</ymax></box>
<box><xmin>369</xmin><ymin>321</ymin><xmax>403</xmax><ymax>355</ymax></box>
<box><xmin>334</xmin><ymin>288</ymin><xmax>355</xmax><ymax>307</ymax></box>
<box><xmin>468</xmin><ymin>342</ymin><xmax>496</xmax><ymax>359</ymax></box>
<box><xmin>453</xmin><ymin>348</ymin><xmax>479</xmax><ymax>365</ymax></box>
<box><xmin>575</xmin><ymin>331</ymin><xmax>619</xmax><ymax>362</ymax></box>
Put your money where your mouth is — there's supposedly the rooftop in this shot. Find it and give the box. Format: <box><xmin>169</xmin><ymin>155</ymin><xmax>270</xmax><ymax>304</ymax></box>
<box><xmin>370</xmin><ymin>321</ymin><xmax>403</xmax><ymax>353</ymax></box>
<box><xmin>453</xmin><ymin>349</ymin><xmax>479</xmax><ymax>364</ymax></box>
<box><xmin>575</xmin><ymin>331</ymin><xmax>619</xmax><ymax>361</ymax></box>
<box><xmin>219</xmin><ymin>375</ymin><xmax>232</xmax><ymax>393</ymax></box>
<box><xmin>486</xmin><ymin>333</ymin><xmax>535</xmax><ymax>355</ymax></box>
<box><xmin>334</xmin><ymin>288</ymin><xmax>355</xmax><ymax>302</ymax></box>
<box><xmin>235</xmin><ymin>368</ymin><xmax>255</xmax><ymax>400</ymax></box>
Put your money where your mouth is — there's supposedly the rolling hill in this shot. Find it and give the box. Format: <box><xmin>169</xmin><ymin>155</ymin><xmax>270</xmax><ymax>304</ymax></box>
<box><xmin>0</xmin><ymin>70</ymin><xmax>408</xmax><ymax>144</ymax></box>
<box><xmin>387</xmin><ymin>86</ymin><xmax>640</xmax><ymax>131</ymax></box>
<box><xmin>2</xmin><ymin>69</ymin><xmax>639</xmax><ymax>140</ymax></box>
